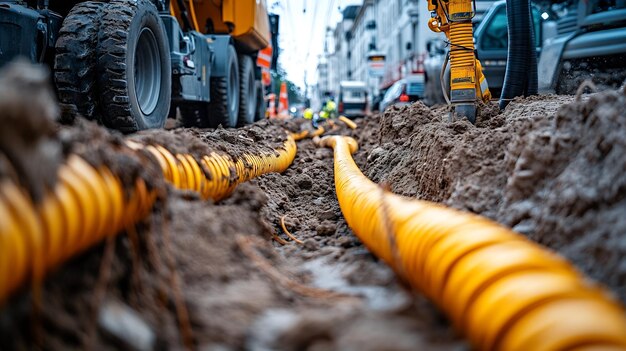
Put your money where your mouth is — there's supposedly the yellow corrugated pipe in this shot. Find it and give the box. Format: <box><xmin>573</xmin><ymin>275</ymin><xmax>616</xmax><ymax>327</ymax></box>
<box><xmin>0</xmin><ymin>155</ymin><xmax>155</xmax><ymax>304</ymax></box>
<box><xmin>338</xmin><ymin>116</ymin><xmax>357</xmax><ymax>130</ymax></box>
<box><xmin>291</xmin><ymin>130</ymin><xmax>310</xmax><ymax>141</ymax></box>
<box><xmin>128</xmin><ymin>135</ymin><xmax>296</xmax><ymax>201</ymax></box>
<box><xmin>290</xmin><ymin>126</ymin><xmax>325</xmax><ymax>141</ymax></box>
<box><xmin>310</xmin><ymin>126</ymin><xmax>325</xmax><ymax>138</ymax></box>
<box><xmin>320</xmin><ymin>135</ymin><xmax>626</xmax><ymax>351</ymax></box>
<box><xmin>1</xmin><ymin>134</ymin><xmax>296</xmax><ymax>304</ymax></box>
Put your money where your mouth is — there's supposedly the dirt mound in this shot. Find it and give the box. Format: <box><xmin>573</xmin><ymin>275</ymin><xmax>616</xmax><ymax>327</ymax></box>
<box><xmin>132</xmin><ymin>120</ymin><xmax>291</xmax><ymax>161</ymax></box>
<box><xmin>499</xmin><ymin>90</ymin><xmax>626</xmax><ymax>301</ymax></box>
<box><xmin>358</xmin><ymin>91</ymin><xmax>626</xmax><ymax>303</ymax></box>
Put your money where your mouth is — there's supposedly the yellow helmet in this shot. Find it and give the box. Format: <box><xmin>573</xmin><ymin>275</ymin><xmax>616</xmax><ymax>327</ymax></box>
<box><xmin>303</xmin><ymin>108</ymin><xmax>313</xmax><ymax>119</ymax></box>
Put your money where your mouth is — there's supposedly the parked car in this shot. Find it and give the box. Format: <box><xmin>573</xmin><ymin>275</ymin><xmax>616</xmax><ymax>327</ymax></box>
<box><xmin>338</xmin><ymin>81</ymin><xmax>369</xmax><ymax>118</ymax></box>
<box><xmin>474</xmin><ymin>1</ymin><xmax>543</xmax><ymax>97</ymax></box>
<box><xmin>379</xmin><ymin>74</ymin><xmax>425</xmax><ymax>111</ymax></box>
<box><xmin>371</xmin><ymin>88</ymin><xmax>388</xmax><ymax>113</ymax></box>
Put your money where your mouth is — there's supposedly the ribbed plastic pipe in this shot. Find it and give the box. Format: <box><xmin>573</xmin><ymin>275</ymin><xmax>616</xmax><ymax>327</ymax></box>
<box><xmin>291</xmin><ymin>130</ymin><xmax>310</xmax><ymax>141</ymax></box>
<box><xmin>0</xmin><ymin>155</ymin><xmax>155</xmax><ymax>304</ymax></box>
<box><xmin>132</xmin><ymin>135</ymin><xmax>297</xmax><ymax>201</ymax></box>
<box><xmin>321</xmin><ymin>136</ymin><xmax>626</xmax><ymax>351</ymax></box>
<box><xmin>0</xmin><ymin>135</ymin><xmax>297</xmax><ymax>304</ymax></box>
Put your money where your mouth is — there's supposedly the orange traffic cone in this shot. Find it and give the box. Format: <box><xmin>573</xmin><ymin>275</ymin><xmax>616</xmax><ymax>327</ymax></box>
<box><xmin>278</xmin><ymin>82</ymin><xmax>289</xmax><ymax>118</ymax></box>
<box><xmin>267</xmin><ymin>93</ymin><xmax>276</xmax><ymax>119</ymax></box>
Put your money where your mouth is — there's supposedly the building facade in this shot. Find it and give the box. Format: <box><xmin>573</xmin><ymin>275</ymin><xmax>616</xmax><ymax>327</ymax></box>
<box><xmin>318</xmin><ymin>0</ymin><xmax>440</xmax><ymax>101</ymax></box>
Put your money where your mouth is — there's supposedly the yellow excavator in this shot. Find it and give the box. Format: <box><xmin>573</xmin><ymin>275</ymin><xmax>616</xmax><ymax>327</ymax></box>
<box><xmin>427</xmin><ymin>0</ymin><xmax>537</xmax><ymax>123</ymax></box>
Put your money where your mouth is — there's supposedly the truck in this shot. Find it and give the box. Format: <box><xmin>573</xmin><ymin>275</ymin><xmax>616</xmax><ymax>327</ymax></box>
<box><xmin>0</xmin><ymin>0</ymin><xmax>275</xmax><ymax>132</ymax></box>
<box><xmin>338</xmin><ymin>81</ymin><xmax>368</xmax><ymax>119</ymax></box>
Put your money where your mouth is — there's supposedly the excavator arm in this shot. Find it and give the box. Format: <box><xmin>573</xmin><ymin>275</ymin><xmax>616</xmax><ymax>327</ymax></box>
<box><xmin>427</xmin><ymin>0</ymin><xmax>491</xmax><ymax>123</ymax></box>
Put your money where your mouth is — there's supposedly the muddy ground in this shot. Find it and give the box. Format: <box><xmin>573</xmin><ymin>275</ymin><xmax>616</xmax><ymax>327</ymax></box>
<box><xmin>1</xmin><ymin>86</ymin><xmax>626</xmax><ymax>350</ymax></box>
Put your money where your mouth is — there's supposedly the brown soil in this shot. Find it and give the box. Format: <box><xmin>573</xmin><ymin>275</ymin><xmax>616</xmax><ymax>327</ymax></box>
<box><xmin>131</xmin><ymin>120</ymin><xmax>290</xmax><ymax>161</ymax></box>
<box><xmin>1</xmin><ymin>61</ymin><xmax>625</xmax><ymax>350</ymax></box>
<box><xmin>0</xmin><ymin>60</ymin><xmax>62</xmax><ymax>202</ymax></box>
<box><xmin>357</xmin><ymin>90</ymin><xmax>626</xmax><ymax>304</ymax></box>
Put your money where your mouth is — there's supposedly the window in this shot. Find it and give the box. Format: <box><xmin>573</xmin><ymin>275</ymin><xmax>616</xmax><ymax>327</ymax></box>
<box><xmin>593</xmin><ymin>0</ymin><xmax>626</xmax><ymax>13</ymax></box>
<box><xmin>349</xmin><ymin>91</ymin><xmax>364</xmax><ymax>98</ymax></box>
<box><xmin>532</xmin><ymin>8</ymin><xmax>542</xmax><ymax>47</ymax></box>
<box><xmin>480</xmin><ymin>6</ymin><xmax>543</xmax><ymax>50</ymax></box>
<box><xmin>481</xmin><ymin>7</ymin><xmax>508</xmax><ymax>50</ymax></box>
<box><xmin>385</xmin><ymin>82</ymin><xmax>403</xmax><ymax>101</ymax></box>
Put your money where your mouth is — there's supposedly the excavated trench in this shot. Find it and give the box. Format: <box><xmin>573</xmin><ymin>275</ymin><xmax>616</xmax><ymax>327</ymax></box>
<box><xmin>1</xmin><ymin>63</ymin><xmax>625</xmax><ymax>350</ymax></box>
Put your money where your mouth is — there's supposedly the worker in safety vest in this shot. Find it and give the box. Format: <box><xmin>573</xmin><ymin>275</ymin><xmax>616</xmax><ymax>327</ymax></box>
<box><xmin>303</xmin><ymin>107</ymin><xmax>322</xmax><ymax>128</ymax></box>
<box><xmin>303</xmin><ymin>108</ymin><xmax>313</xmax><ymax>120</ymax></box>
<box><xmin>320</xmin><ymin>100</ymin><xmax>337</xmax><ymax>120</ymax></box>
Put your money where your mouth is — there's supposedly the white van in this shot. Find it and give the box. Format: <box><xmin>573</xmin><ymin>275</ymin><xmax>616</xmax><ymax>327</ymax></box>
<box><xmin>338</xmin><ymin>81</ymin><xmax>368</xmax><ymax>118</ymax></box>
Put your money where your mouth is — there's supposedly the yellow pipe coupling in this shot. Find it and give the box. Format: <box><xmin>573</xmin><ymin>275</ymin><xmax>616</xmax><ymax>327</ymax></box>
<box><xmin>320</xmin><ymin>135</ymin><xmax>626</xmax><ymax>351</ymax></box>
<box><xmin>130</xmin><ymin>135</ymin><xmax>297</xmax><ymax>201</ymax></box>
<box><xmin>0</xmin><ymin>155</ymin><xmax>155</xmax><ymax>304</ymax></box>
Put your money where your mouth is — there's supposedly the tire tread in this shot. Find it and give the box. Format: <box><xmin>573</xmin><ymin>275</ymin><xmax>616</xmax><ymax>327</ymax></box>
<box><xmin>54</xmin><ymin>1</ymin><xmax>105</xmax><ymax>123</ymax></box>
<box><xmin>237</xmin><ymin>54</ymin><xmax>256</xmax><ymax>126</ymax></box>
<box><xmin>97</xmin><ymin>0</ymin><xmax>138</xmax><ymax>131</ymax></box>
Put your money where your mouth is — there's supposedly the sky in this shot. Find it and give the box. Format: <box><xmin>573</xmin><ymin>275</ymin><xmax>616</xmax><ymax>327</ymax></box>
<box><xmin>268</xmin><ymin>0</ymin><xmax>363</xmax><ymax>90</ymax></box>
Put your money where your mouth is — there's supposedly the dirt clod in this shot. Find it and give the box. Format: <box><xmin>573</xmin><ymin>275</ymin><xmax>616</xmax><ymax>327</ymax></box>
<box><xmin>0</xmin><ymin>60</ymin><xmax>62</xmax><ymax>201</ymax></box>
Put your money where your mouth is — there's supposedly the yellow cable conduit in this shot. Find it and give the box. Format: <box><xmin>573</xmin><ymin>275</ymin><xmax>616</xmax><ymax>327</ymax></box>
<box><xmin>0</xmin><ymin>134</ymin><xmax>297</xmax><ymax>304</ymax></box>
<box><xmin>0</xmin><ymin>155</ymin><xmax>155</xmax><ymax>304</ymax></box>
<box><xmin>320</xmin><ymin>135</ymin><xmax>626</xmax><ymax>351</ymax></box>
<box><xmin>128</xmin><ymin>135</ymin><xmax>297</xmax><ymax>201</ymax></box>
<box><xmin>290</xmin><ymin>116</ymin><xmax>357</xmax><ymax>142</ymax></box>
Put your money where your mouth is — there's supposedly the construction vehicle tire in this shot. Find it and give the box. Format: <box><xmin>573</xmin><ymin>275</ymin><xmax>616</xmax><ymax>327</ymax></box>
<box><xmin>254</xmin><ymin>81</ymin><xmax>266</xmax><ymax>121</ymax></box>
<box><xmin>206</xmin><ymin>45</ymin><xmax>239</xmax><ymax>128</ymax></box>
<box><xmin>97</xmin><ymin>0</ymin><xmax>171</xmax><ymax>132</ymax></box>
<box><xmin>237</xmin><ymin>55</ymin><xmax>257</xmax><ymax>126</ymax></box>
<box><xmin>54</xmin><ymin>1</ymin><xmax>105</xmax><ymax>123</ymax></box>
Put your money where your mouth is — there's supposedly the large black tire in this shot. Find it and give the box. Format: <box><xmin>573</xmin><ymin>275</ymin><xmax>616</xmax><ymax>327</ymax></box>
<box><xmin>54</xmin><ymin>1</ymin><xmax>105</xmax><ymax>123</ymax></box>
<box><xmin>97</xmin><ymin>0</ymin><xmax>171</xmax><ymax>132</ymax></box>
<box><xmin>237</xmin><ymin>55</ymin><xmax>256</xmax><ymax>126</ymax></box>
<box><xmin>254</xmin><ymin>81</ymin><xmax>266</xmax><ymax>121</ymax></box>
<box><xmin>207</xmin><ymin>45</ymin><xmax>239</xmax><ymax>128</ymax></box>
